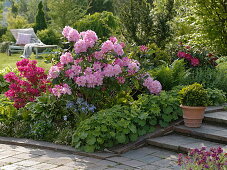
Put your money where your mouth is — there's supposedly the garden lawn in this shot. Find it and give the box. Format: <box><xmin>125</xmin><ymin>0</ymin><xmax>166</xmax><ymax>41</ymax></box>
<box><xmin>0</xmin><ymin>53</ymin><xmax>52</xmax><ymax>70</ymax></box>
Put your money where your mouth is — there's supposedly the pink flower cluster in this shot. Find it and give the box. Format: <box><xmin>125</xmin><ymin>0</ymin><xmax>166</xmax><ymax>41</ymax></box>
<box><xmin>177</xmin><ymin>51</ymin><xmax>200</xmax><ymax>66</ymax></box>
<box><xmin>143</xmin><ymin>77</ymin><xmax>162</xmax><ymax>94</ymax></box>
<box><xmin>4</xmin><ymin>59</ymin><xmax>48</xmax><ymax>108</ymax></box>
<box><xmin>140</xmin><ymin>45</ymin><xmax>149</xmax><ymax>52</ymax></box>
<box><xmin>51</xmin><ymin>84</ymin><xmax>72</xmax><ymax>98</ymax></box>
<box><xmin>50</xmin><ymin>28</ymin><xmax>162</xmax><ymax>95</ymax></box>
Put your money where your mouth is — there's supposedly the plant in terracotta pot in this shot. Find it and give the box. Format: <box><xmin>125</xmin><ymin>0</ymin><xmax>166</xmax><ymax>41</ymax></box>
<box><xmin>179</xmin><ymin>83</ymin><xmax>209</xmax><ymax>127</ymax></box>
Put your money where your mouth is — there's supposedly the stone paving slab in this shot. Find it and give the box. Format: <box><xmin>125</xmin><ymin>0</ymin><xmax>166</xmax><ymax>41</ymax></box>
<box><xmin>174</xmin><ymin>124</ymin><xmax>227</xmax><ymax>143</ymax></box>
<box><xmin>204</xmin><ymin>111</ymin><xmax>227</xmax><ymax>124</ymax></box>
<box><xmin>147</xmin><ymin>133</ymin><xmax>226</xmax><ymax>153</ymax></box>
<box><xmin>0</xmin><ymin>143</ymin><xmax>179</xmax><ymax>170</ymax></box>
<box><xmin>205</xmin><ymin>105</ymin><xmax>227</xmax><ymax>113</ymax></box>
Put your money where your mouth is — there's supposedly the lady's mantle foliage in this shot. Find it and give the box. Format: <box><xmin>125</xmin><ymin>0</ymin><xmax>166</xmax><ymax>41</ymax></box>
<box><xmin>48</xmin><ymin>26</ymin><xmax>162</xmax><ymax>98</ymax></box>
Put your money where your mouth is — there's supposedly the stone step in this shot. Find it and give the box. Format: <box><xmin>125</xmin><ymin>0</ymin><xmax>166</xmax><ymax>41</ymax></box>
<box><xmin>205</xmin><ymin>105</ymin><xmax>226</xmax><ymax>113</ymax></box>
<box><xmin>146</xmin><ymin>133</ymin><xmax>226</xmax><ymax>153</ymax></box>
<box><xmin>204</xmin><ymin>111</ymin><xmax>227</xmax><ymax>125</ymax></box>
<box><xmin>174</xmin><ymin>124</ymin><xmax>227</xmax><ymax>144</ymax></box>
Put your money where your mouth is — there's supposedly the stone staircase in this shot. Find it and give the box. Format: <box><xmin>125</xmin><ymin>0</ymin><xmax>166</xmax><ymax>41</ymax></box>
<box><xmin>146</xmin><ymin>107</ymin><xmax>227</xmax><ymax>153</ymax></box>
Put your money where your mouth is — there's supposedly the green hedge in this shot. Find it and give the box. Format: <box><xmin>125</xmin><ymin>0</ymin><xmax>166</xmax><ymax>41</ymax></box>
<box><xmin>72</xmin><ymin>90</ymin><xmax>182</xmax><ymax>152</ymax></box>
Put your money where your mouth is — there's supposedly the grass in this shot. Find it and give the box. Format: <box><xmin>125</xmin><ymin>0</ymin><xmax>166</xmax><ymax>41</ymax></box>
<box><xmin>0</xmin><ymin>52</ymin><xmax>52</xmax><ymax>70</ymax></box>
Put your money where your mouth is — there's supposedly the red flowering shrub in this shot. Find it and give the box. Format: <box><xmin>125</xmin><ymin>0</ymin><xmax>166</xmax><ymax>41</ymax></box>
<box><xmin>4</xmin><ymin>59</ymin><xmax>48</xmax><ymax>108</ymax></box>
<box><xmin>176</xmin><ymin>44</ymin><xmax>218</xmax><ymax>68</ymax></box>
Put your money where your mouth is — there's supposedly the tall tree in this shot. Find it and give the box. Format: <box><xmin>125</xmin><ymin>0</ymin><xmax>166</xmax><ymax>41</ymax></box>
<box><xmin>34</xmin><ymin>1</ymin><xmax>47</xmax><ymax>32</ymax></box>
<box><xmin>48</xmin><ymin>0</ymin><xmax>90</xmax><ymax>29</ymax></box>
<box><xmin>88</xmin><ymin>0</ymin><xmax>114</xmax><ymax>14</ymax></box>
<box><xmin>116</xmin><ymin>0</ymin><xmax>175</xmax><ymax>47</ymax></box>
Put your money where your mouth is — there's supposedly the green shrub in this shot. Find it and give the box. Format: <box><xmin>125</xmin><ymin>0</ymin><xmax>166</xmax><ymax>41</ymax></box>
<box><xmin>37</xmin><ymin>29</ymin><xmax>61</xmax><ymax>45</ymax></box>
<box><xmin>179</xmin><ymin>83</ymin><xmax>209</xmax><ymax>107</ymax></box>
<box><xmin>150</xmin><ymin>59</ymin><xmax>189</xmax><ymax>90</ymax></box>
<box><xmin>72</xmin><ymin>91</ymin><xmax>182</xmax><ymax>152</ymax></box>
<box><xmin>184</xmin><ymin>67</ymin><xmax>227</xmax><ymax>93</ymax></box>
<box><xmin>207</xmin><ymin>88</ymin><xmax>226</xmax><ymax>106</ymax></box>
<box><xmin>74</xmin><ymin>11</ymin><xmax>119</xmax><ymax>40</ymax></box>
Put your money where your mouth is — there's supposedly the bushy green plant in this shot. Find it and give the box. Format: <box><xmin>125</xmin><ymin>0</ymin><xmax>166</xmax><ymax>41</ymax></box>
<box><xmin>34</xmin><ymin>1</ymin><xmax>47</xmax><ymax>32</ymax></box>
<box><xmin>150</xmin><ymin>59</ymin><xmax>189</xmax><ymax>90</ymax></box>
<box><xmin>75</xmin><ymin>11</ymin><xmax>119</xmax><ymax>40</ymax></box>
<box><xmin>37</xmin><ymin>28</ymin><xmax>61</xmax><ymax>45</ymax></box>
<box><xmin>184</xmin><ymin>67</ymin><xmax>227</xmax><ymax>93</ymax></box>
<box><xmin>207</xmin><ymin>88</ymin><xmax>226</xmax><ymax>106</ymax></box>
<box><xmin>179</xmin><ymin>83</ymin><xmax>208</xmax><ymax>107</ymax></box>
<box><xmin>72</xmin><ymin>91</ymin><xmax>182</xmax><ymax>152</ymax></box>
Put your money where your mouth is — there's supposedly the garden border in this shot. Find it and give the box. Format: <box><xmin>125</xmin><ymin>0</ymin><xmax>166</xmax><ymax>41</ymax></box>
<box><xmin>0</xmin><ymin>105</ymin><xmax>225</xmax><ymax>159</ymax></box>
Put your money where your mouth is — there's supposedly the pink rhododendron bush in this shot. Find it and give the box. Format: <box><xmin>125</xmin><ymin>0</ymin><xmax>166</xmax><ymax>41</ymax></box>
<box><xmin>47</xmin><ymin>26</ymin><xmax>162</xmax><ymax>108</ymax></box>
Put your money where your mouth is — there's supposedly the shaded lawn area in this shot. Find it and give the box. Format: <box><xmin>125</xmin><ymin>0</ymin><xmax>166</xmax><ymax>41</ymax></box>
<box><xmin>0</xmin><ymin>53</ymin><xmax>52</xmax><ymax>70</ymax></box>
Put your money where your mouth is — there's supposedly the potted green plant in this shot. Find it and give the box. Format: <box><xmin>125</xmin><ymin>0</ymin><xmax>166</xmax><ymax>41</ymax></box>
<box><xmin>179</xmin><ymin>83</ymin><xmax>209</xmax><ymax>127</ymax></box>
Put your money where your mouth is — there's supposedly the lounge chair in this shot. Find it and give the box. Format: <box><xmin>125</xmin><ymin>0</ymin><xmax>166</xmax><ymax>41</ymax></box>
<box><xmin>8</xmin><ymin>28</ymin><xmax>58</xmax><ymax>58</ymax></box>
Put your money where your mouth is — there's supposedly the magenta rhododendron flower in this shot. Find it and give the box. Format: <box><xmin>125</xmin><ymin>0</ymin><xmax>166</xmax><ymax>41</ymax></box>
<box><xmin>4</xmin><ymin>59</ymin><xmax>48</xmax><ymax>108</ymax></box>
<box><xmin>191</xmin><ymin>58</ymin><xmax>200</xmax><ymax>66</ymax></box>
<box><xmin>177</xmin><ymin>51</ymin><xmax>186</xmax><ymax>58</ymax></box>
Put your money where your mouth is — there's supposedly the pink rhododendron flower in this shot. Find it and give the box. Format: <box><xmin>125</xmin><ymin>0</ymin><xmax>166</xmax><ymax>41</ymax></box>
<box><xmin>75</xmin><ymin>76</ymin><xmax>87</xmax><ymax>87</ymax></box>
<box><xmin>109</xmin><ymin>36</ymin><xmax>118</xmax><ymax>44</ymax></box>
<box><xmin>74</xmin><ymin>58</ymin><xmax>83</xmax><ymax>65</ymax></box>
<box><xmin>62</xmin><ymin>26</ymin><xmax>72</xmax><ymax>38</ymax></box>
<box><xmin>103</xmin><ymin>64</ymin><xmax>122</xmax><ymax>77</ymax></box>
<box><xmin>93</xmin><ymin>62</ymin><xmax>102</xmax><ymax>71</ymax></box>
<box><xmin>120</xmin><ymin>42</ymin><xmax>126</xmax><ymax>48</ymax></box>
<box><xmin>84</xmin><ymin>67</ymin><xmax>93</xmax><ymax>75</ymax></box>
<box><xmin>51</xmin><ymin>84</ymin><xmax>72</xmax><ymax>98</ymax></box>
<box><xmin>48</xmin><ymin>66</ymin><xmax>60</xmax><ymax>79</ymax></box>
<box><xmin>191</xmin><ymin>58</ymin><xmax>200</xmax><ymax>66</ymax></box>
<box><xmin>113</xmin><ymin>44</ymin><xmax>124</xmax><ymax>56</ymax></box>
<box><xmin>140</xmin><ymin>45</ymin><xmax>149</xmax><ymax>52</ymax></box>
<box><xmin>74</xmin><ymin>39</ymin><xmax>88</xmax><ymax>54</ymax></box>
<box><xmin>128</xmin><ymin>62</ymin><xmax>140</xmax><ymax>73</ymax></box>
<box><xmin>83</xmin><ymin>30</ymin><xmax>98</xmax><ymax>48</ymax></box>
<box><xmin>60</xmin><ymin>52</ymin><xmax>74</xmax><ymax>65</ymax></box>
<box><xmin>101</xmin><ymin>40</ymin><xmax>114</xmax><ymax>53</ymax></box>
<box><xmin>116</xmin><ymin>77</ymin><xmax>125</xmax><ymax>84</ymax></box>
<box><xmin>143</xmin><ymin>77</ymin><xmax>162</xmax><ymax>94</ymax></box>
<box><xmin>94</xmin><ymin>51</ymin><xmax>104</xmax><ymax>60</ymax></box>
<box><xmin>114</xmin><ymin>58</ymin><xmax>125</xmax><ymax>67</ymax></box>
<box><xmin>67</xmin><ymin>29</ymin><xmax>80</xmax><ymax>42</ymax></box>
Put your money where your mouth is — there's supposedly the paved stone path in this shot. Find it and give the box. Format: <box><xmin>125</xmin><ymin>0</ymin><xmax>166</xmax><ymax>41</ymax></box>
<box><xmin>0</xmin><ymin>143</ymin><xmax>179</xmax><ymax>170</ymax></box>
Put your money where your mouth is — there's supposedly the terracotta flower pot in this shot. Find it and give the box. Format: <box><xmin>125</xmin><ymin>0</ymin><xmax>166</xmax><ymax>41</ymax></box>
<box><xmin>180</xmin><ymin>105</ymin><xmax>206</xmax><ymax>128</ymax></box>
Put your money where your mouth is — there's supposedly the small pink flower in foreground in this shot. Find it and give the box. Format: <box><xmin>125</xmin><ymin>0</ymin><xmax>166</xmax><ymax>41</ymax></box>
<box><xmin>143</xmin><ymin>77</ymin><xmax>162</xmax><ymax>94</ymax></box>
<box><xmin>60</xmin><ymin>52</ymin><xmax>74</xmax><ymax>65</ymax></box>
<box><xmin>140</xmin><ymin>45</ymin><xmax>149</xmax><ymax>52</ymax></box>
<box><xmin>191</xmin><ymin>58</ymin><xmax>200</xmax><ymax>66</ymax></box>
